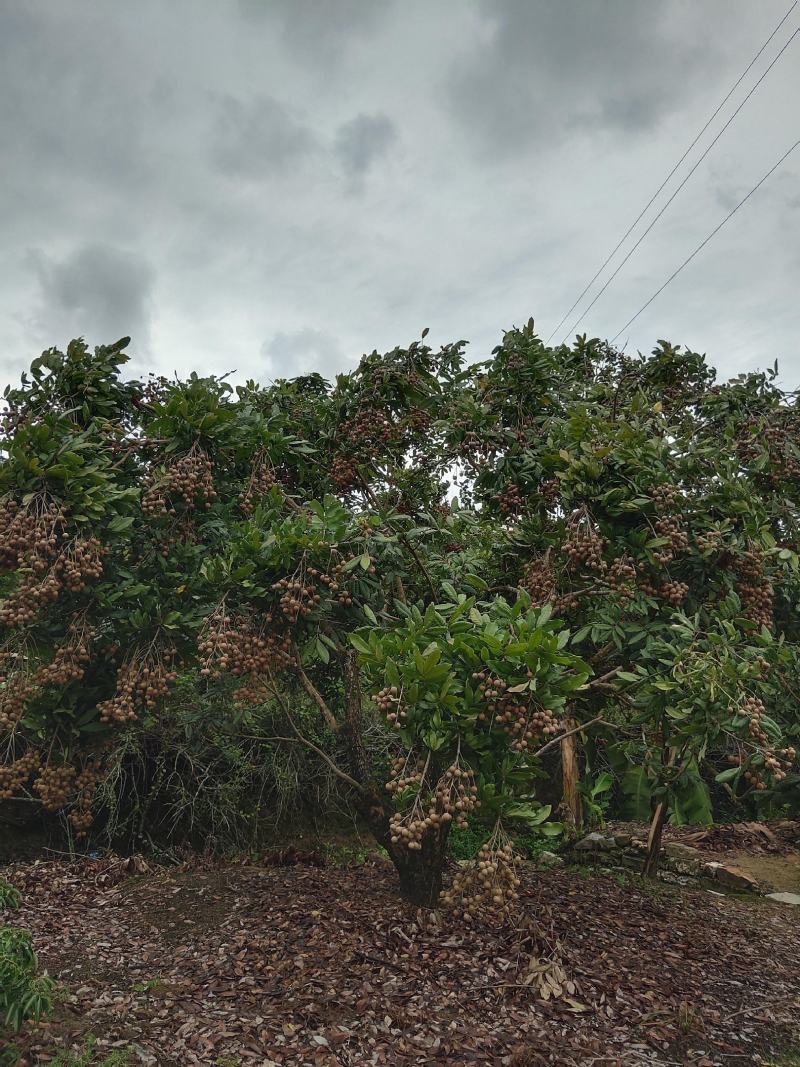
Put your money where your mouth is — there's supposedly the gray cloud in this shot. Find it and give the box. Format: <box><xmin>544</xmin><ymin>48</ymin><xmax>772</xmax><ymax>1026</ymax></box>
<box><xmin>0</xmin><ymin>1</ymin><xmax>797</xmax><ymax>393</ymax></box>
<box><xmin>335</xmin><ymin>113</ymin><xmax>397</xmax><ymax>183</ymax></box>
<box><xmin>447</xmin><ymin>1</ymin><xmax>708</xmax><ymax>154</ymax></box>
<box><xmin>262</xmin><ymin>327</ymin><xmax>352</xmax><ymax>382</ymax></box>
<box><xmin>30</xmin><ymin>244</ymin><xmax>154</xmax><ymax>353</ymax></box>
<box><xmin>212</xmin><ymin>95</ymin><xmax>318</xmax><ymax>179</ymax></box>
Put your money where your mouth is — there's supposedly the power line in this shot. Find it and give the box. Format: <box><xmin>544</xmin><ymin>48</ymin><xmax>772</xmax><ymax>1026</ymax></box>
<box><xmin>558</xmin><ymin>24</ymin><xmax>799</xmax><ymax>345</ymax></box>
<box><xmin>609</xmin><ymin>137</ymin><xmax>800</xmax><ymax>344</ymax></box>
<box><xmin>545</xmin><ymin>0</ymin><xmax>799</xmax><ymax>345</ymax></box>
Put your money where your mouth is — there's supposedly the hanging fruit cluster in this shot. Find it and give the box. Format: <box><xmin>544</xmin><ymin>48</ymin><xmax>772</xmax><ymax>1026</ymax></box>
<box><xmin>97</xmin><ymin>648</ymin><xmax>178</xmax><ymax>724</ymax></box>
<box><xmin>387</xmin><ymin>758</ymin><xmax>479</xmax><ymax>849</ymax></box>
<box><xmin>0</xmin><ymin>495</ymin><xmax>105</xmax><ymax>626</ymax></box>
<box><xmin>472</xmin><ymin>670</ymin><xmax>560</xmax><ymax>752</ymax></box>
<box><xmin>441</xmin><ymin>831</ymin><xmax>519</xmax><ymax>919</ymax></box>
<box><xmin>33</xmin><ymin>762</ymin><xmax>76</xmax><ymax>811</ymax></box>
<box><xmin>198</xmin><ymin>604</ymin><xmax>294</xmax><ymax>702</ymax></box>
<box><xmin>375</xmin><ymin>686</ymin><xmax>407</xmax><ymax>730</ymax></box>
<box><xmin>734</xmin><ymin>545</ymin><xmax>773</xmax><ymax>628</ymax></box>
<box><xmin>142</xmin><ymin>443</ymin><xmax>217</xmax><ymax>516</ymax></box>
<box><xmin>0</xmin><ymin>620</ymin><xmax>94</xmax><ymax>731</ymax></box>
<box><xmin>650</xmin><ymin>485</ymin><xmax>689</xmax><ymax>564</ymax></box>
<box><xmin>0</xmin><ymin>749</ymin><xmax>40</xmax><ymax>800</ymax></box>
<box><xmin>660</xmin><ymin>578</ymin><xmax>689</xmax><ymax>605</ymax></box>
<box><xmin>239</xmin><ymin>449</ymin><xmax>277</xmax><ymax>515</ymax></box>
<box><xmin>496</xmin><ymin>481</ymin><xmax>524</xmax><ymax>516</ymax></box>
<box><xmin>737</xmin><ymin>695</ymin><xmax>795</xmax><ymax>787</ymax></box>
<box><xmin>35</xmin><ymin>619</ymin><xmax>93</xmax><ymax>688</ymax></box>
<box><xmin>562</xmin><ymin>513</ymin><xmax>606</xmax><ymax>573</ymax></box>
<box><xmin>67</xmin><ymin>761</ymin><xmax>104</xmax><ymax>837</ymax></box>
<box><xmin>606</xmin><ymin>554</ymin><xmax>637</xmax><ymax>600</ymax></box>
<box><xmin>522</xmin><ymin>556</ymin><xmax>556</xmax><ymax>606</ymax></box>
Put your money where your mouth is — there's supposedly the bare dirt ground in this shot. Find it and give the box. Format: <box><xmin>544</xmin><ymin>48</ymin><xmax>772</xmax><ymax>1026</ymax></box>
<box><xmin>3</xmin><ymin>853</ymin><xmax>800</xmax><ymax>1067</ymax></box>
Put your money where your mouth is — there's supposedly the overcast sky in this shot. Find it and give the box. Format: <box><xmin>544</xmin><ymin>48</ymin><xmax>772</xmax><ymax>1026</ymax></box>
<box><xmin>1</xmin><ymin>1</ymin><xmax>798</xmax><ymax>392</ymax></box>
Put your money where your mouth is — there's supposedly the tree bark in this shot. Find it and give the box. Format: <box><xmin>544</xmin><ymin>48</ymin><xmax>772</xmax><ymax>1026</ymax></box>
<box><xmin>560</xmin><ymin>715</ymin><xmax>583</xmax><ymax>832</ymax></box>
<box><xmin>643</xmin><ymin>798</ymin><xmax>668</xmax><ymax>878</ymax></box>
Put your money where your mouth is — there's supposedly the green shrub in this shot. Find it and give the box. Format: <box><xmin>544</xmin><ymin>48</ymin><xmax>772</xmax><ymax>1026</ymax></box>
<box><xmin>0</xmin><ymin>926</ymin><xmax>54</xmax><ymax>1034</ymax></box>
<box><xmin>0</xmin><ymin>880</ymin><xmax>22</xmax><ymax>912</ymax></box>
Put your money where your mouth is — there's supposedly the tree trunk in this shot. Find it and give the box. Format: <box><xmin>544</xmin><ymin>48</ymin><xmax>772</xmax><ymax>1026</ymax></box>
<box><xmin>356</xmin><ymin>791</ymin><xmax>450</xmax><ymax>907</ymax></box>
<box><xmin>340</xmin><ymin>653</ymin><xmax>450</xmax><ymax>907</ymax></box>
<box><xmin>643</xmin><ymin>798</ymin><xmax>668</xmax><ymax>878</ymax></box>
<box><xmin>560</xmin><ymin>716</ymin><xmax>583</xmax><ymax>832</ymax></box>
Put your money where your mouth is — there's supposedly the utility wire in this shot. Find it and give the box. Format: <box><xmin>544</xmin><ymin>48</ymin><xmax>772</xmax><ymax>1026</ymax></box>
<box><xmin>559</xmin><ymin>24</ymin><xmax>799</xmax><ymax>345</ymax></box>
<box><xmin>545</xmin><ymin>0</ymin><xmax>799</xmax><ymax>345</ymax></box>
<box><xmin>609</xmin><ymin>137</ymin><xmax>800</xmax><ymax>344</ymax></box>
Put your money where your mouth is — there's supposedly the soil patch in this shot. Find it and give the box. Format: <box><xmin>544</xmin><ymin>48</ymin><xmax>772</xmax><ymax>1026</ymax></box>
<box><xmin>3</xmin><ymin>855</ymin><xmax>799</xmax><ymax>1066</ymax></box>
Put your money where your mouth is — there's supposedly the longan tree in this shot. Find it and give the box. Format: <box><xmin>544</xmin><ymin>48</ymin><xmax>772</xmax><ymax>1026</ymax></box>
<box><xmin>2</xmin><ymin>326</ymin><xmax>799</xmax><ymax>907</ymax></box>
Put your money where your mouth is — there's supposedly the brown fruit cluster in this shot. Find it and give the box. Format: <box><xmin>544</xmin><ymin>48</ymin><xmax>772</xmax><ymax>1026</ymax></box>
<box><xmin>562</xmin><ymin>515</ymin><xmax>606</xmax><ymax>573</ymax></box>
<box><xmin>497</xmin><ymin>482</ymin><xmax>524</xmax><ymax>516</ymax></box>
<box><xmin>539</xmin><ymin>478</ymin><xmax>560</xmax><ymax>505</ymax></box>
<box><xmin>607</xmin><ymin>555</ymin><xmax>636</xmax><ymax>600</ymax></box>
<box><xmin>0</xmin><ymin>495</ymin><xmax>64</xmax><ymax>571</ymax></box>
<box><xmin>375</xmin><ymin>686</ymin><xmax>406</xmax><ymax>729</ymax></box>
<box><xmin>67</xmin><ymin>761</ymin><xmax>104</xmax><ymax>837</ymax></box>
<box><xmin>441</xmin><ymin>836</ymin><xmax>520</xmax><ymax>918</ymax></box>
<box><xmin>34</xmin><ymin>762</ymin><xmax>76</xmax><ymax>811</ymax></box>
<box><xmin>472</xmin><ymin>671</ymin><xmax>559</xmax><ymax>752</ymax></box>
<box><xmin>734</xmin><ymin>546</ymin><xmax>773</xmax><ymax>628</ymax></box>
<box><xmin>142</xmin><ymin>445</ymin><xmax>217</xmax><ymax>516</ymax></box>
<box><xmin>522</xmin><ymin>556</ymin><xmax>555</xmax><ymax>606</ymax></box>
<box><xmin>198</xmin><ymin>605</ymin><xmax>294</xmax><ymax>702</ymax></box>
<box><xmin>0</xmin><ymin>671</ymin><xmax>36</xmax><ymax>732</ymax></box>
<box><xmin>0</xmin><ymin>750</ymin><xmax>41</xmax><ymax>800</ymax></box>
<box><xmin>0</xmin><ymin>506</ymin><xmax>105</xmax><ymax>626</ymax></box>
<box><xmin>387</xmin><ymin>759</ymin><xmax>479</xmax><ymax>849</ymax></box>
<box><xmin>97</xmin><ymin>649</ymin><xmax>178</xmax><ymax>724</ymax></box>
<box><xmin>35</xmin><ymin>622</ymin><xmax>93</xmax><ymax>688</ymax></box>
<box><xmin>660</xmin><ymin>579</ymin><xmax>689</xmax><ymax>605</ymax></box>
<box><xmin>652</xmin><ymin>514</ymin><xmax>690</xmax><ymax>564</ymax></box>
<box><xmin>330</xmin><ymin>454</ymin><xmax>359</xmax><ymax>491</ymax></box>
<box><xmin>240</xmin><ymin>450</ymin><xmax>277</xmax><ymax>515</ymax></box>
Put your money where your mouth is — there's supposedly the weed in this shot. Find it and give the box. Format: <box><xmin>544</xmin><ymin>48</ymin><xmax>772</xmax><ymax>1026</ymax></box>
<box><xmin>49</xmin><ymin>1035</ymin><xmax>131</xmax><ymax>1066</ymax></box>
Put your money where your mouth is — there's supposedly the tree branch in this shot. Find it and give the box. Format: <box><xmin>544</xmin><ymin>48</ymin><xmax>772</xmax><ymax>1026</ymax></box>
<box><xmin>530</xmin><ymin>715</ymin><xmax>616</xmax><ymax>760</ymax></box>
<box><xmin>265</xmin><ymin>679</ymin><xmax>364</xmax><ymax>793</ymax></box>
<box><xmin>295</xmin><ymin>664</ymin><xmax>339</xmax><ymax>732</ymax></box>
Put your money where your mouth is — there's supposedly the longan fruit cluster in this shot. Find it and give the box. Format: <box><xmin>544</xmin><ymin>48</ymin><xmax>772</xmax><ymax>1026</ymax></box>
<box><xmin>653</xmin><ymin>514</ymin><xmax>690</xmax><ymax>564</ymax></box>
<box><xmin>330</xmin><ymin>454</ymin><xmax>359</xmax><ymax>491</ymax></box>
<box><xmin>607</xmin><ymin>555</ymin><xmax>637</xmax><ymax>600</ymax></box>
<box><xmin>734</xmin><ymin>547</ymin><xmax>773</xmax><ymax>628</ymax></box>
<box><xmin>0</xmin><ymin>750</ymin><xmax>41</xmax><ymax>800</ymax></box>
<box><xmin>660</xmin><ymin>579</ymin><xmax>689</xmax><ymax>605</ymax></box>
<box><xmin>57</xmin><ymin>538</ymin><xmax>105</xmax><ymax>592</ymax></box>
<box><xmin>441</xmin><ymin>838</ymin><xmax>520</xmax><ymax>918</ymax></box>
<box><xmin>198</xmin><ymin>607</ymin><xmax>294</xmax><ymax>690</ymax></box>
<box><xmin>67</xmin><ymin>761</ymin><xmax>104</xmax><ymax>836</ymax></box>
<box><xmin>35</xmin><ymin>630</ymin><xmax>92</xmax><ymax>687</ymax></box>
<box><xmin>496</xmin><ymin>482</ymin><xmax>524</xmax><ymax>516</ymax></box>
<box><xmin>539</xmin><ymin>478</ymin><xmax>560</xmax><ymax>505</ymax></box>
<box><xmin>0</xmin><ymin>496</ymin><xmax>63</xmax><ymax>571</ymax></box>
<box><xmin>763</xmin><ymin>419</ymin><xmax>800</xmax><ymax>479</ymax></box>
<box><xmin>743</xmin><ymin>695</ymin><xmax>768</xmax><ymax>744</ymax></box>
<box><xmin>240</xmin><ymin>451</ymin><xmax>277</xmax><ymax>515</ymax></box>
<box><xmin>97</xmin><ymin>650</ymin><xmax>178</xmax><ymax>724</ymax></box>
<box><xmin>273</xmin><ymin>576</ymin><xmax>321</xmax><ymax>622</ymax></box>
<box><xmin>142</xmin><ymin>446</ymin><xmax>217</xmax><ymax>516</ymax></box>
<box><xmin>562</xmin><ymin>518</ymin><xmax>606</xmax><ymax>573</ymax></box>
<box><xmin>696</xmin><ymin>529</ymin><xmax>724</xmax><ymax>553</ymax></box>
<box><xmin>471</xmin><ymin>671</ymin><xmax>559</xmax><ymax>752</ymax></box>
<box><xmin>651</xmin><ymin>483</ymin><xmax>678</xmax><ymax>511</ymax></box>
<box><xmin>388</xmin><ymin>761</ymin><xmax>479</xmax><ymax>849</ymax></box>
<box><xmin>34</xmin><ymin>763</ymin><xmax>76</xmax><ymax>811</ymax></box>
<box><xmin>0</xmin><ymin>675</ymin><xmax>36</xmax><ymax>732</ymax></box>
<box><xmin>375</xmin><ymin>685</ymin><xmax>404</xmax><ymax>725</ymax></box>
<box><xmin>522</xmin><ymin>557</ymin><xmax>555</xmax><ymax>606</ymax></box>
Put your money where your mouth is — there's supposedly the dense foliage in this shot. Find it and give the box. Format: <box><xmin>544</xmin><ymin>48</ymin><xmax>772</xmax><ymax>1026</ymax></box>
<box><xmin>1</xmin><ymin>327</ymin><xmax>799</xmax><ymax>902</ymax></box>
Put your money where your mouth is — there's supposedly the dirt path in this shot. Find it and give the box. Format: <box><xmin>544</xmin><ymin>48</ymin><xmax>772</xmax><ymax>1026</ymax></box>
<box><xmin>4</xmin><ymin>856</ymin><xmax>800</xmax><ymax>1066</ymax></box>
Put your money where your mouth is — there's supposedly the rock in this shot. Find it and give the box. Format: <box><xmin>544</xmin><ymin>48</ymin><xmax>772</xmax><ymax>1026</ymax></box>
<box><xmin>574</xmin><ymin>832</ymin><xmax>616</xmax><ymax>853</ymax></box>
<box><xmin>702</xmin><ymin>861</ymin><xmax>760</xmax><ymax>893</ymax></box>
<box><xmin>664</xmin><ymin>842</ymin><xmax>705</xmax><ymax>871</ymax></box>
<box><xmin>765</xmin><ymin>892</ymin><xmax>800</xmax><ymax>905</ymax></box>
<box><xmin>613</xmin><ymin>832</ymin><xmax>633</xmax><ymax>848</ymax></box>
<box><xmin>537</xmin><ymin>850</ymin><xmax>565</xmax><ymax>868</ymax></box>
